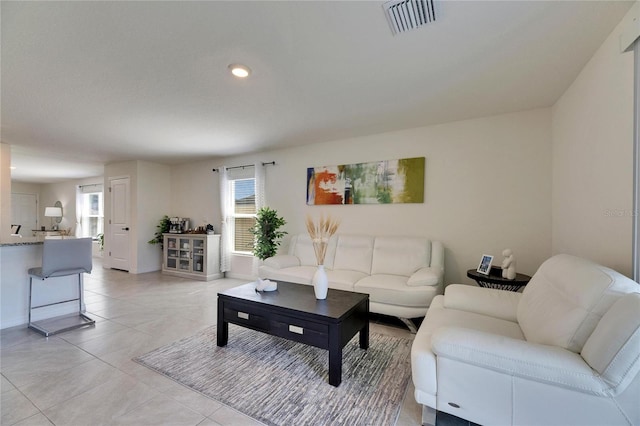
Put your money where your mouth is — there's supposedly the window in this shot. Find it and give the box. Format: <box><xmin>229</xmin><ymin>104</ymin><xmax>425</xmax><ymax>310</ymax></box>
<box><xmin>230</xmin><ymin>178</ymin><xmax>256</xmax><ymax>253</ymax></box>
<box><xmin>80</xmin><ymin>190</ymin><xmax>104</xmax><ymax>238</ymax></box>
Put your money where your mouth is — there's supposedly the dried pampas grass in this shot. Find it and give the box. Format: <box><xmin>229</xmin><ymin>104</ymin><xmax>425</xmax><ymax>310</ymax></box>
<box><xmin>305</xmin><ymin>213</ymin><xmax>340</xmax><ymax>265</ymax></box>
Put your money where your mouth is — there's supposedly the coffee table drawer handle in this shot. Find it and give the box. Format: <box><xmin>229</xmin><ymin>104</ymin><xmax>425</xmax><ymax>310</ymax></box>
<box><xmin>238</xmin><ymin>312</ymin><xmax>249</xmax><ymax>320</ymax></box>
<box><xmin>289</xmin><ymin>325</ymin><xmax>304</xmax><ymax>335</ymax></box>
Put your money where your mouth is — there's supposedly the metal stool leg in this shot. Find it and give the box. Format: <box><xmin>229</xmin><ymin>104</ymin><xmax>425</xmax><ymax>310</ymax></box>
<box><xmin>77</xmin><ymin>272</ymin><xmax>94</xmax><ymax>327</ymax></box>
<box><xmin>28</xmin><ymin>277</ymin><xmax>53</xmax><ymax>337</ymax></box>
<box><xmin>78</xmin><ymin>273</ymin><xmax>83</xmax><ymax>313</ymax></box>
<box><xmin>28</xmin><ymin>277</ymin><xmax>33</xmax><ymax>326</ymax></box>
<box><xmin>28</xmin><ymin>273</ymin><xmax>95</xmax><ymax>337</ymax></box>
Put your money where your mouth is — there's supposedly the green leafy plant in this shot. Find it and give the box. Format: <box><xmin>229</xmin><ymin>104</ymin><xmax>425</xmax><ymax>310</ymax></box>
<box><xmin>148</xmin><ymin>215</ymin><xmax>171</xmax><ymax>247</ymax></box>
<box><xmin>97</xmin><ymin>233</ymin><xmax>104</xmax><ymax>251</ymax></box>
<box><xmin>249</xmin><ymin>207</ymin><xmax>287</xmax><ymax>260</ymax></box>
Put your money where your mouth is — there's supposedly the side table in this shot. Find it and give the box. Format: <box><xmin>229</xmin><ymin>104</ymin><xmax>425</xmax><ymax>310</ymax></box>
<box><xmin>467</xmin><ymin>267</ymin><xmax>531</xmax><ymax>292</ymax></box>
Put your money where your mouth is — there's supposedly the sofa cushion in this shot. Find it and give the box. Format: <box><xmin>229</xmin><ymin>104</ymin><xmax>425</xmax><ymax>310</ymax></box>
<box><xmin>407</xmin><ymin>267</ymin><xmax>442</xmax><ymax>287</ymax></box>
<box><xmin>517</xmin><ymin>254</ymin><xmax>640</xmax><ymax>353</ymax></box>
<box><xmin>411</xmin><ymin>295</ymin><xmax>525</xmax><ymax>403</ymax></box>
<box><xmin>289</xmin><ymin>234</ymin><xmax>337</xmax><ymax>269</ymax></box>
<box><xmin>289</xmin><ymin>235</ymin><xmax>317</xmax><ymax>266</ymax></box>
<box><xmin>371</xmin><ymin>237</ymin><xmax>430</xmax><ymax>276</ymax></box>
<box><xmin>263</xmin><ymin>255</ymin><xmax>300</xmax><ymax>269</ymax></box>
<box><xmin>333</xmin><ymin>235</ymin><xmax>374</xmax><ymax>274</ymax></box>
<box><xmin>355</xmin><ymin>274</ymin><xmax>437</xmax><ymax>307</ymax></box>
<box><xmin>262</xmin><ymin>265</ymin><xmax>316</xmax><ymax>284</ymax></box>
<box><xmin>444</xmin><ymin>284</ymin><xmax>521</xmax><ymax>322</ymax></box>
<box><xmin>431</xmin><ymin>327</ymin><xmax>609</xmax><ymax>396</ymax></box>
<box><xmin>326</xmin><ymin>269</ymin><xmax>367</xmax><ymax>291</ymax></box>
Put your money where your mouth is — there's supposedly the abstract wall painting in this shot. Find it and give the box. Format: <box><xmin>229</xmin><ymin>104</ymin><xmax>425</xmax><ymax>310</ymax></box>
<box><xmin>306</xmin><ymin>157</ymin><xmax>425</xmax><ymax>205</ymax></box>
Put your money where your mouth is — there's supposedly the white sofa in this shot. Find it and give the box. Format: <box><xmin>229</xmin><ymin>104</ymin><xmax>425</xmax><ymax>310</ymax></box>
<box><xmin>411</xmin><ymin>254</ymin><xmax>640</xmax><ymax>426</ymax></box>
<box><xmin>258</xmin><ymin>234</ymin><xmax>444</xmax><ymax>331</ymax></box>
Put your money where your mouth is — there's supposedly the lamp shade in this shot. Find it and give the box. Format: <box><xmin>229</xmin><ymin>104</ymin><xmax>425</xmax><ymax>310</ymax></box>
<box><xmin>44</xmin><ymin>207</ymin><xmax>63</xmax><ymax>217</ymax></box>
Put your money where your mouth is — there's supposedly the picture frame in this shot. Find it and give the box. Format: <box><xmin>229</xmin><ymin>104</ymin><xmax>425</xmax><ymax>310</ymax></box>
<box><xmin>477</xmin><ymin>254</ymin><xmax>493</xmax><ymax>275</ymax></box>
<box><xmin>306</xmin><ymin>157</ymin><xmax>425</xmax><ymax>205</ymax></box>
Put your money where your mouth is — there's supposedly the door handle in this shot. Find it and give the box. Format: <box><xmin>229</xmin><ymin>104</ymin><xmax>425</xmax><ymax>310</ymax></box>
<box><xmin>122</xmin><ymin>227</ymin><xmax>129</xmax><ymax>231</ymax></box>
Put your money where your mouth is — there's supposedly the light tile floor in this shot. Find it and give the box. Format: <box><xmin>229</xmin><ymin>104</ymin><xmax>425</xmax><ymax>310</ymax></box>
<box><xmin>1</xmin><ymin>259</ymin><xmax>423</xmax><ymax>426</ymax></box>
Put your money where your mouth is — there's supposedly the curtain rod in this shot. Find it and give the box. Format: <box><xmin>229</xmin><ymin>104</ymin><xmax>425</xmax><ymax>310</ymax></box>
<box><xmin>212</xmin><ymin>161</ymin><xmax>275</xmax><ymax>172</ymax></box>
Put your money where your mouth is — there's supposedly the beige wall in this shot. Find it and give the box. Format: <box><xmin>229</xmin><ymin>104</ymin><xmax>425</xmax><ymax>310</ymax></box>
<box><xmin>11</xmin><ymin>181</ymin><xmax>42</xmax><ymax>194</ymax></box>
<box><xmin>136</xmin><ymin>161</ymin><xmax>171</xmax><ymax>273</ymax></box>
<box><xmin>170</xmin><ymin>160</ymin><xmax>220</xmax><ymax>230</ymax></box>
<box><xmin>172</xmin><ymin>108</ymin><xmax>553</xmax><ymax>284</ymax></box>
<box><xmin>1</xmin><ymin>144</ymin><xmax>12</xmax><ymax>242</ymax></box>
<box><xmin>552</xmin><ymin>4</ymin><xmax>636</xmax><ymax>276</ymax></box>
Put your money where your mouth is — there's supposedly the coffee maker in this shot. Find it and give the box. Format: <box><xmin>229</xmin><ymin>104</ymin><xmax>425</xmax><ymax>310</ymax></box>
<box><xmin>169</xmin><ymin>217</ymin><xmax>190</xmax><ymax>233</ymax></box>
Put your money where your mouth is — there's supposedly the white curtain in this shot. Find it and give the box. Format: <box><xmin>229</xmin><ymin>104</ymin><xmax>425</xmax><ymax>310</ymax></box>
<box><xmin>219</xmin><ymin>166</ymin><xmax>232</xmax><ymax>273</ymax></box>
<box><xmin>252</xmin><ymin>162</ymin><xmax>266</xmax><ymax>277</ymax></box>
<box><xmin>75</xmin><ymin>186</ymin><xmax>84</xmax><ymax>237</ymax></box>
<box><xmin>75</xmin><ymin>184</ymin><xmax>104</xmax><ymax>238</ymax></box>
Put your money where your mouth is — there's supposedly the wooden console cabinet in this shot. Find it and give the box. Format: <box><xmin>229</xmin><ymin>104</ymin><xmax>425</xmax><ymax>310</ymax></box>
<box><xmin>162</xmin><ymin>233</ymin><xmax>221</xmax><ymax>281</ymax></box>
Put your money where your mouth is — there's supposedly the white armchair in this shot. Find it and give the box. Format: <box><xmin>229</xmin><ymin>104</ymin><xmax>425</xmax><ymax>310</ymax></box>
<box><xmin>411</xmin><ymin>254</ymin><xmax>640</xmax><ymax>426</ymax></box>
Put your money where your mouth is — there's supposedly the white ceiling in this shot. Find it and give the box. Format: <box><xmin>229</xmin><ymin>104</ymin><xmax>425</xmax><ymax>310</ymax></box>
<box><xmin>2</xmin><ymin>0</ymin><xmax>634</xmax><ymax>183</ymax></box>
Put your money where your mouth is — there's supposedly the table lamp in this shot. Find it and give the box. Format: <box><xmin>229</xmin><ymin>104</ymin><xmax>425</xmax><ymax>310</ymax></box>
<box><xmin>44</xmin><ymin>206</ymin><xmax>63</xmax><ymax>230</ymax></box>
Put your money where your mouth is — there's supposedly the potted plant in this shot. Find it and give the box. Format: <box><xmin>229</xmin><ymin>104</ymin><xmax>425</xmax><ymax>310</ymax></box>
<box><xmin>249</xmin><ymin>207</ymin><xmax>287</xmax><ymax>260</ymax></box>
<box><xmin>97</xmin><ymin>233</ymin><xmax>104</xmax><ymax>251</ymax></box>
<box><xmin>148</xmin><ymin>215</ymin><xmax>171</xmax><ymax>248</ymax></box>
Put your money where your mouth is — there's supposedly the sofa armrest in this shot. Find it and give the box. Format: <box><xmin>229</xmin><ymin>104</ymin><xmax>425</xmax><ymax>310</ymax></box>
<box><xmin>432</xmin><ymin>327</ymin><xmax>609</xmax><ymax>396</ymax></box>
<box><xmin>443</xmin><ymin>284</ymin><xmax>521</xmax><ymax>322</ymax></box>
<box><xmin>263</xmin><ymin>255</ymin><xmax>301</xmax><ymax>270</ymax></box>
<box><xmin>407</xmin><ymin>267</ymin><xmax>442</xmax><ymax>287</ymax></box>
<box><xmin>430</xmin><ymin>241</ymin><xmax>445</xmax><ymax>270</ymax></box>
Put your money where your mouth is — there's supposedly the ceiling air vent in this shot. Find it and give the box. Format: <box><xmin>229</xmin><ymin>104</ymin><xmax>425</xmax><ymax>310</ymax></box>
<box><xmin>383</xmin><ymin>0</ymin><xmax>436</xmax><ymax>35</ymax></box>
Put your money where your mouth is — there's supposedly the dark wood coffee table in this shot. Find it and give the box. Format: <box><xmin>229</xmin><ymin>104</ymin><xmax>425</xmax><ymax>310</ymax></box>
<box><xmin>217</xmin><ymin>281</ymin><xmax>369</xmax><ymax>387</ymax></box>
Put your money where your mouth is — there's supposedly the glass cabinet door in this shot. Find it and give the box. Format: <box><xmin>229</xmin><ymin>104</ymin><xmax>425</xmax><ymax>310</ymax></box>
<box><xmin>192</xmin><ymin>238</ymin><xmax>205</xmax><ymax>273</ymax></box>
<box><xmin>179</xmin><ymin>238</ymin><xmax>191</xmax><ymax>270</ymax></box>
<box><xmin>166</xmin><ymin>237</ymin><xmax>179</xmax><ymax>269</ymax></box>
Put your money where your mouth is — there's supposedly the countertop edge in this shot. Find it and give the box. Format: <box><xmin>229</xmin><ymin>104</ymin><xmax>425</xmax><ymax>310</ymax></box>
<box><xmin>0</xmin><ymin>241</ymin><xmax>43</xmax><ymax>247</ymax></box>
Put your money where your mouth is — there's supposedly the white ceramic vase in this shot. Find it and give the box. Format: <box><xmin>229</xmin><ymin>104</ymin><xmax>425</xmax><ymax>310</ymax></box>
<box><xmin>313</xmin><ymin>265</ymin><xmax>329</xmax><ymax>300</ymax></box>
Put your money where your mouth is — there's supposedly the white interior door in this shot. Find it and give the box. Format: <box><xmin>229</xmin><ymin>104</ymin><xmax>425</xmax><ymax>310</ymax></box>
<box><xmin>11</xmin><ymin>193</ymin><xmax>37</xmax><ymax>236</ymax></box>
<box><xmin>109</xmin><ymin>177</ymin><xmax>130</xmax><ymax>271</ymax></box>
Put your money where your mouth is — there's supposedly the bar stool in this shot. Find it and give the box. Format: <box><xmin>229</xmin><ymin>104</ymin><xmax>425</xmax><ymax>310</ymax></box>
<box><xmin>28</xmin><ymin>237</ymin><xmax>95</xmax><ymax>336</ymax></box>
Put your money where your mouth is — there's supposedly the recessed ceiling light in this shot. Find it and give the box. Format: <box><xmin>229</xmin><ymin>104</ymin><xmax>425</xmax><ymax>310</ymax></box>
<box><xmin>229</xmin><ymin>64</ymin><xmax>251</xmax><ymax>78</ymax></box>
<box><xmin>10</xmin><ymin>166</ymin><xmax>16</xmax><ymax>170</ymax></box>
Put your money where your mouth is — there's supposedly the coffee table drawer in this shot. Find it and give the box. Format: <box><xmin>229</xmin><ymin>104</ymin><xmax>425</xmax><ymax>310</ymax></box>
<box><xmin>224</xmin><ymin>302</ymin><xmax>268</xmax><ymax>332</ymax></box>
<box><xmin>271</xmin><ymin>314</ymin><xmax>328</xmax><ymax>348</ymax></box>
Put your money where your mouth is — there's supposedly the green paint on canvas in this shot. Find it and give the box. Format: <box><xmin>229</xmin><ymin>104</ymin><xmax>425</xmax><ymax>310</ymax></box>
<box><xmin>398</xmin><ymin>157</ymin><xmax>425</xmax><ymax>203</ymax></box>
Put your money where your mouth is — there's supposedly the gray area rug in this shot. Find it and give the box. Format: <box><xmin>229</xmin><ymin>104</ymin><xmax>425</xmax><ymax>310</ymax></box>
<box><xmin>134</xmin><ymin>325</ymin><xmax>412</xmax><ymax>426</ymax></box>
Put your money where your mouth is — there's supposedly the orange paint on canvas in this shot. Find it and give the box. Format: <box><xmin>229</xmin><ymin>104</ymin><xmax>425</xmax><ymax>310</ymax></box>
<box><xmin>314</xmin><ymin>170</ymin><xmax>344</xmax><ymax>204</ymax></box>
